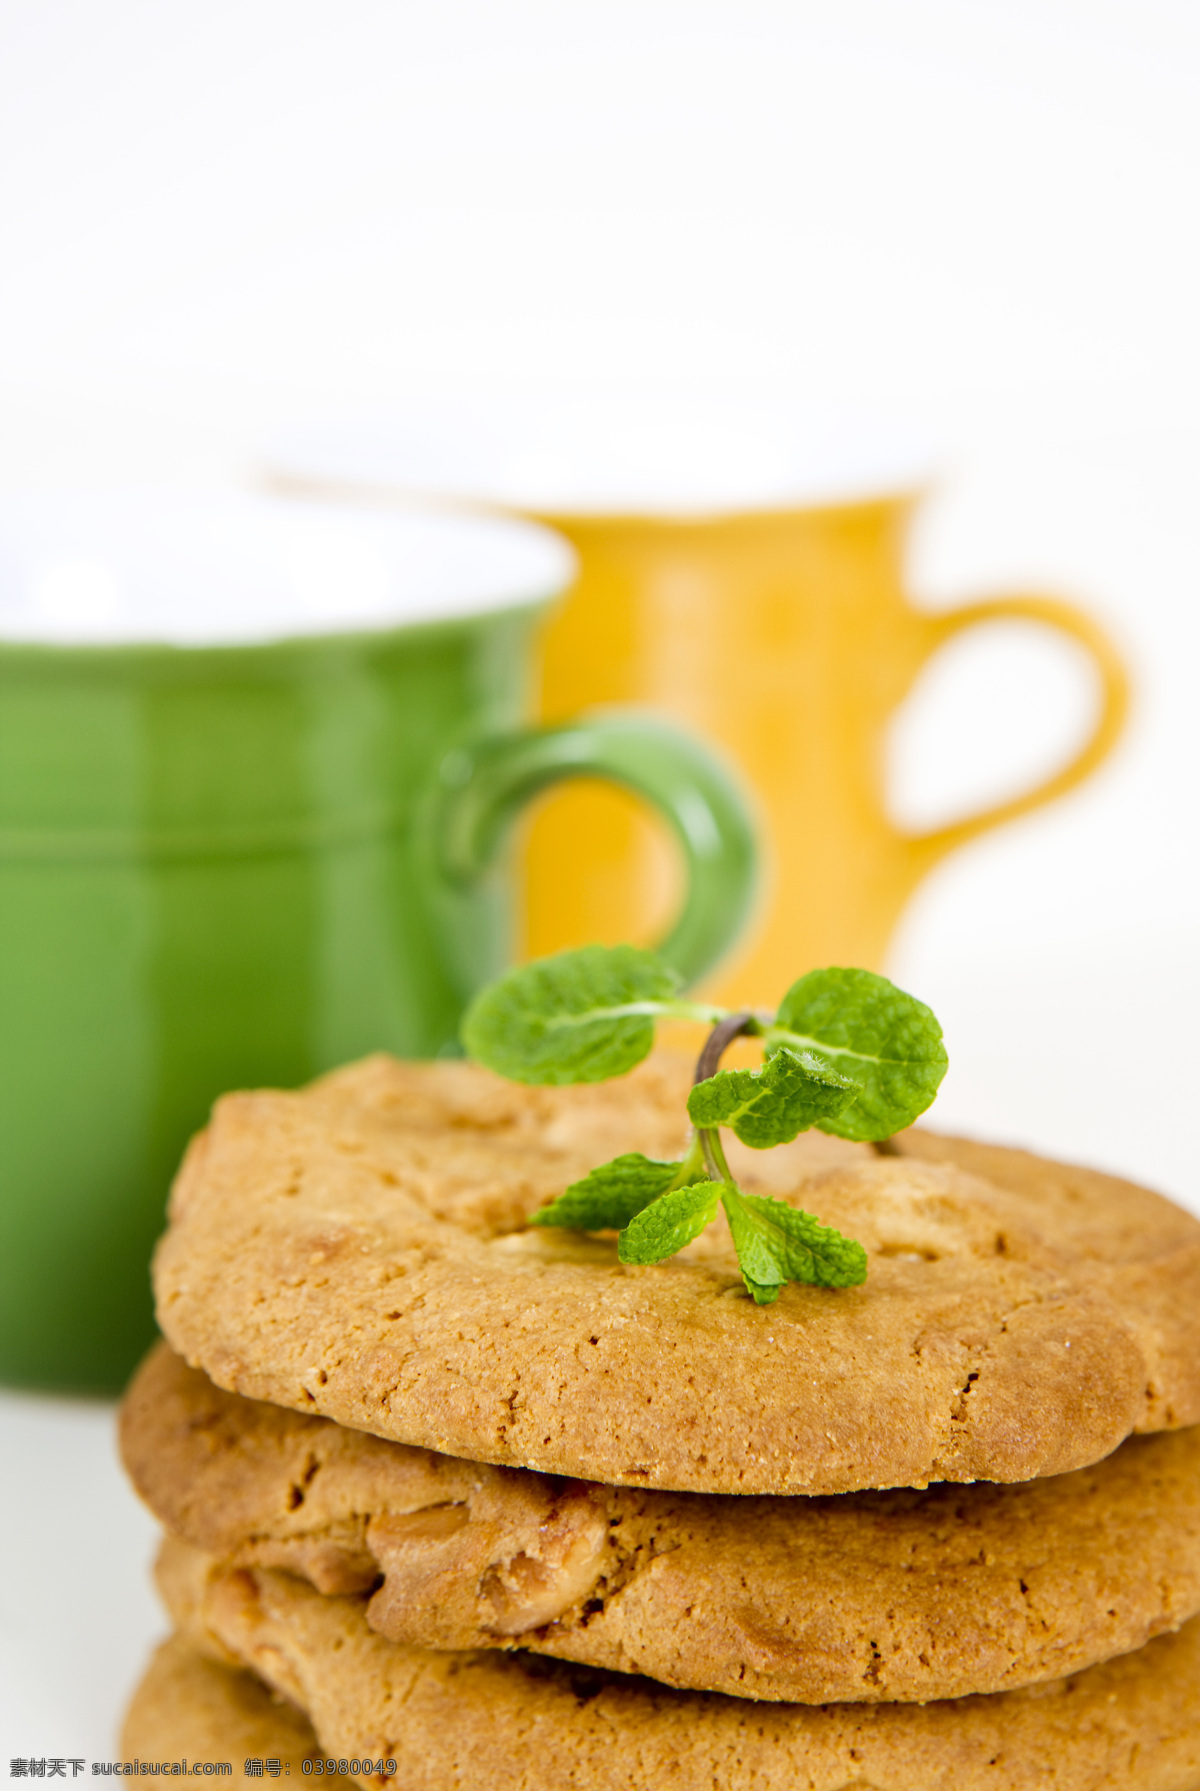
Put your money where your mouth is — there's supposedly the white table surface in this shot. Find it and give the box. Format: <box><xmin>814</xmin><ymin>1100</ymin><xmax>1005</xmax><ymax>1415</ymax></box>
<box><xmin>0</xmin><ymin>1391</ymin><xmax>162</xmax><ymax>1763</ymax></box>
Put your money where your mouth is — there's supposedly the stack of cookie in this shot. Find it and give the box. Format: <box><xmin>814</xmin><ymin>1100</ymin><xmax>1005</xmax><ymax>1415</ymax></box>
<box><xmin>120</xmin><ymin>1053</ymin><xmax>1200</xmax><ymax>1788</ymax></box>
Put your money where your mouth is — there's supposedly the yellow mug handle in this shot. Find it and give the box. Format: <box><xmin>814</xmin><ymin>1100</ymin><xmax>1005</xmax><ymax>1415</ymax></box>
<box><xmin>901</xmin><ymin>593</ymin><xmax>1131</xmax><ymax>876</ymax></box>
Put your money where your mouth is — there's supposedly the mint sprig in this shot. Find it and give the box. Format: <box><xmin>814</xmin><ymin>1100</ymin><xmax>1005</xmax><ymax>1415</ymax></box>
<box><xmin>721</xmin><ymin>1185</ymin><xmax>869</xmax><ymax>1300</ymax></box>
<box><xmin>461</xmin><ymin>943</ymin><xmax>699</xmax><ymax>1085</ymax></box>
<box><xmin>461</xmin><ymin>946</ymin><xmax>948</xmax><ymax>1303</ymax></box>
<box><xmin>770</xmin><ymin>967</ymin><xmax>947</xmax><ymax>1142</ymax></box>
<box><xmin>619</xmin><ymin>1181</ymin><xmax>724</xmax><ymax>1263</ymax></box>
<box><xmin>531</xmin><ymin>1153</ymin><xmax>685</xmax><ymax>1231</ymax></box>
<box><xmin>687</xmin><ymin>1045</ymin><xmax>859</xmax><ymax>1147</ymax></box>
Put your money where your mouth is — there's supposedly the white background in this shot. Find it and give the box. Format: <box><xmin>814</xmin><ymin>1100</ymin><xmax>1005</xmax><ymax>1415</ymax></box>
<box><xmin>1</xmin><ymin>0</ymin><xmax>1199</xmax><ymax>1760</ymax></box>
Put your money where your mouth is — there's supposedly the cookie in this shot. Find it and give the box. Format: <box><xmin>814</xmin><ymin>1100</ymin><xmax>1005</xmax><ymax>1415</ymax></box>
<box><xmin>158</xmin><ymin>1537</ymin><xmax>1200</xmax><ymax>1791</ymax></box>
<box><xmin>123</xmin><ymin>1343</ymin><xmax>1200</xmax><ymax>1704</ymax></box>
<box><xmin>120</xmin><ymin>1634</ymin><xmax>322</xmax><ymax>1781</ymax></box>
<box><xmin>152</xmin><ymin>1052</ymin><xmax>1200</xmax><ymax>1494</ymax></box>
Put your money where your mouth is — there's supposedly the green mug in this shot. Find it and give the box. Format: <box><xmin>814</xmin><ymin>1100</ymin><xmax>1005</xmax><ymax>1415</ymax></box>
<box><xmin>0</xmin><ymin>489</ymin><xmax>756</xmax><ymax>1394</ymax></box>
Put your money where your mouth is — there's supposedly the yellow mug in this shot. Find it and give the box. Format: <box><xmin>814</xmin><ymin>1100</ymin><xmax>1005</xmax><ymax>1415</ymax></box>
<box><xmin>523</xmin><ymin>494</ymin><xmax>1129</xmax><ymax>1004</ymax></box>
<box><xmin>266</xmin><ymin>398</ymin><xmax>1130</xmax><ymax>1005</ymax></box>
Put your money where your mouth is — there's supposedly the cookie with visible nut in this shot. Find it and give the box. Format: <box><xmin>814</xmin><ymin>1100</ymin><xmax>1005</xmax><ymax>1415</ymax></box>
<box><xmin>123</xmin><ymin>1343</ymin><xmax>1200</xmax><ymax>1704</ymax></box>
<box><xmin>152</xmin><ymin>1536</ymin><xmax>1200</xmax><ymax>1791</ymax></box>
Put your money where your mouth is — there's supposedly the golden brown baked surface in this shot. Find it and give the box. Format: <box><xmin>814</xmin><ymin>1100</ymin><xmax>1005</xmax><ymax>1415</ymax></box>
<box><xmin>158</xmin><ymin>1537</ymin><xmax>1200</xmax><ymax>1791</ymax></box>
<box><xmin>123</xmin><ymin>1344</ymin><xmax>1200</xmax><ymax>1704</ymax></box>
<box><xmin>152</xmin><ymin>1052</ymin><xmax>1200</xmax><ymax>1495</ymax></box>
<box><xmin>120</xmin><ymin>1634</ymin><xmax>322</xmax><ymax>1781</ymax></box>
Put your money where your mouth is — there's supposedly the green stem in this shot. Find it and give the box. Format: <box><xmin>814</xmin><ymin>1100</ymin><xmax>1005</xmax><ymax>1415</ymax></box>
<box><xmin>544</xmin><ymin>998</ymin><xmax>739</xmax><ymax>1031</ymax></box>
<box><xmin>663</xmin><ymin>999</ymin><xmax>750</xmax><ymax>1027</ymax></box>
<box><xmin>692</xmin><ymin>1011</ymin><xmax>758</xmax><ymax>1187</ymax></box>
<box><xmin>693</xmin><ymin>1010</ymin><xmax>758</xmax><ymax>1080</ymax></box>
<box><xmin>700</xmin><ymin>1125</ymin><xmax>736</xmax><ymax>1185</ymax></box>
<box><xmin>668</xmin><ymin>1133</ymin><xmax>708</xmax><ymax>1190</ymax></box>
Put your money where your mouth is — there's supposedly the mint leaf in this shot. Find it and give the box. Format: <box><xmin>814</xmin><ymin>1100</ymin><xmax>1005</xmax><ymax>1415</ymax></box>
<box><xmin>461</xmin><ymin>944</ymin><xmax>681</xmax><ymax>1085</ymax></box>
<box><xmin>618</xmin><ymin>1181</ymin><xmax>723</xmax><ymax>1264</ymax></box>
<box><xmin>742</xmin><ymin>1276</ymin><xmax>783</xmax><ymax>1307</ymax></box>
<box><xmin>531</xmin><ymin>1153</ymin><xmax>683</xmax><ymax>1231</ymax></box>
<box><xmin>769</xmin><ymin>967</ymin><xmax>947</xmax><ymax>1141</ymax></box>
<box><xmin>687</xmin><ymin>1045</ymin><xmax>859</xmax><ymax>1148</ymax></box>
<box><xmin>721</xmin><ymin>1184</ymin><xmax>868</xmax><ymax>1292</ymax></box>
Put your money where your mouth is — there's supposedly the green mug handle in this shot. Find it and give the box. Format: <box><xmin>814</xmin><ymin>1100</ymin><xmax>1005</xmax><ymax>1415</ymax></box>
<box><xmin>426</xmin><ymin>708</ymin><xmax>758</xmax><ymax>990</ymax></box>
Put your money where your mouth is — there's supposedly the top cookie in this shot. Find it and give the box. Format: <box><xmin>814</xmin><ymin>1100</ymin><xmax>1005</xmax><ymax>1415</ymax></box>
<box><xmin>153</xmin><ymin>1052</ymin><xmax>1200</xmax><ymax>1496</ymax></box>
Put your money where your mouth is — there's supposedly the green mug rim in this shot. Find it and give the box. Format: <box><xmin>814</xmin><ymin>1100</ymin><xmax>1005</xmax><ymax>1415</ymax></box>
<box><xmin>0</xmin><ymin>590</ymin><xmax>556</xmax><ymax>669</ymax></box>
